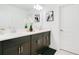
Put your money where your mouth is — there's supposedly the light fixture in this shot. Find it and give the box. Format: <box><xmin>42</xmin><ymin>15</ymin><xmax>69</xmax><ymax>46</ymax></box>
<box><xmin>34</xmin><ymin>4</ymin><xmax>43</xmax><ymax>11</ymax></box>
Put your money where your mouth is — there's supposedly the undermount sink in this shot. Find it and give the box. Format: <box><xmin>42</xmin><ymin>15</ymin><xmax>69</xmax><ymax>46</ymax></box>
<box><xmin>0</xmin><ymin>28</ymin><xmax>16</xmax><ymax>35</ymax></box>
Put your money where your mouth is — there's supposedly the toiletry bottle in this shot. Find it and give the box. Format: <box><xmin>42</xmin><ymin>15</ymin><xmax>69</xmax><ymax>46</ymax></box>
<box><xmin>25</xmin><ymin>24</ymin><xmax>27</xmax><ymax>28</ymax></box>
<box><xmin>29</xmin><ymin>24</ymin><xmax>33</xmax><ymax>32</ymax></box>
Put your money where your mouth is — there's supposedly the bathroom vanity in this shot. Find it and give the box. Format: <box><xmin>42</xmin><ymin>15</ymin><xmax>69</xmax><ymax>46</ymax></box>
<box><xmin>0</xmin><ymin>29</ymin><xmax>50</xmax><ymax>55</ymax></box>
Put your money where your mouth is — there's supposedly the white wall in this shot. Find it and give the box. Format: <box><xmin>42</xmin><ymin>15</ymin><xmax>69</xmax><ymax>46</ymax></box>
<box><xmin>0</xmin><ymin>4</ymin><xmax>28</xmax><ymax>29</ymax></box>
<box><xmin>41</xmin><ymin>5</ymin><xmax>60</xmax><ymax>50</ymax></box>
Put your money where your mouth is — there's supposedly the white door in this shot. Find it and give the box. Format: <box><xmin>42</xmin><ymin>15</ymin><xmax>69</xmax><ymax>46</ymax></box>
<box><xmin>60</xmin><ymin>5</ymin><xmax>79</xmax><ymax>54</ymax></box>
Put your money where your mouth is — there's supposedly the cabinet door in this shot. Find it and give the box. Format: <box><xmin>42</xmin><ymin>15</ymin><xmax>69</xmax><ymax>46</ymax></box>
<box><xmin>43</xmin><ymin>31</ymin><xmax>50</xmax><ymax>47</ymax></box>
<box><xmin>0</xmin><ymin>42</ymin><xmax>2</xmax><ymax>55</ymax></box>
<box><xmin>31</xmin><ymin>34</ymin><xmax>43</xmax><ymax>55</ymax></box>
<box><xmin>2</xmin><ymin>39</ymin><xmax>20</xmax><ymax>55</ymax></box>
<box><xmin>20</xmin><ymin>37</ymin><xmax>30</xmax><ymax>55</ymax></box>
<box><xmin>2</xmin><ymin>36</ymin><xmax>30</xmax><ymax>55</ymax></box>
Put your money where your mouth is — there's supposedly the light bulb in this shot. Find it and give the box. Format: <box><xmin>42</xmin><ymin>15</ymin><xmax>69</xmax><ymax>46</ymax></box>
<box><xmin>34</xmin><ymin>4</ymin><xmax>43</xmax><ymax>11</ymax></box>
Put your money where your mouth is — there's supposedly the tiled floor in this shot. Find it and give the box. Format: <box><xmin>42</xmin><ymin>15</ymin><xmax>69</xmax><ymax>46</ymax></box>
<box><xmin>55</xmin><ymin>49</ymin><xmax>74</xmax><ymax>55</ymax></box>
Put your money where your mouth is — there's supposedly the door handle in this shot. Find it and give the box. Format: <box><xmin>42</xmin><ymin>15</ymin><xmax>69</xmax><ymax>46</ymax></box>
<box><xmin>60</xmin><ymin>29</ymin><xmax>64</xmax><ymax>31</ymax></box>
<box><xmin>18</xmin><ymin>46</ymin><xmax>21</xmax><ymax>54</ymax></box>
<box><xmin>21</xmin><ymin>46</ymin><xmax>23</xmax><ymax>53</ymax></box>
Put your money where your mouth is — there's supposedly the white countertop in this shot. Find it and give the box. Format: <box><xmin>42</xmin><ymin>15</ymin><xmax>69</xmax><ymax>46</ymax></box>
<box><xmin>0</xmin><ymin>29</ymin><xmax>51</xmax><ymax>41</ymax></box>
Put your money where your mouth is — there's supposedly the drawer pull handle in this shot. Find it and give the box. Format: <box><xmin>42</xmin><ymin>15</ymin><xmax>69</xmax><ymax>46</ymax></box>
<box><xmin>18</xmin><ymin>46</ymin><xmax>21</xmax><ymax>54</ymax></box>
<box><xmin>21</xmin><ymin>46</ymin><xmax>23</xmax><ymax>53</ymax></box>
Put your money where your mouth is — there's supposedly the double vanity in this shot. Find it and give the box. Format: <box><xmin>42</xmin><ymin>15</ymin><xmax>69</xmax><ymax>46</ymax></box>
<box><xmin>0</xmin><ymin>29</ymin><xmax>51</xmax><ymax>55</ymax></box>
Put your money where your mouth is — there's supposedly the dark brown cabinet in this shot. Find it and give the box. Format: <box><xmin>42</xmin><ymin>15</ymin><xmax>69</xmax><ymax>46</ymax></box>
<box><xmin>2</xmin><ymin>36</ymin><xmax>30</xmax><ymax>55</ymax></box>
<box><xmin>31</xmin><ymin>33</ymin><xmax>43</xmax><ymax>55</ymax></box>
<box><xmin>19</xmin><ymin>37</ymin><xmax>30</xmax><ymax>55</ymax></box>
<box><xmin>42</xmin><ymin>32</ymin><xmax>50</xmax><ymax>47</ymax></box>
<box><xmin>0</xmin><ymin>31</ymin><xmax>50</xmax><ymax>55</ymax></box>
<box><xmin>0</xmin><ymin>42</ymin><xmax>2</xmax><ymax>55</ymax></box>
<box><xmin>2</xmin><ymin>38</ymin><xmax>20</xmax><ymax>55</ymax></box>
<box><xmin>31</xmin><ymin>32</ymin><xmax>50</xmax><ymax>55</ymax></box>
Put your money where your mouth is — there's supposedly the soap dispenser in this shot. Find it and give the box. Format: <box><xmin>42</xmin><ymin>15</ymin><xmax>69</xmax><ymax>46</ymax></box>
<box><xmin>25</xmin><ymin>24</ymin><xmax>27</xmax><ymax>28</ymax></box>
<box><xmin>29</xmin><ymin>24</ymin><xmax>33</xmax><ymax>32</ymax></box>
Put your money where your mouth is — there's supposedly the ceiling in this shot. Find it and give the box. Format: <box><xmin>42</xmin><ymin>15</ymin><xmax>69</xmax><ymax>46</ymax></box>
<box><xmin>10</xmin><ymin>4</ymin><xmax>66</xmax><ymax>11</ymax></box>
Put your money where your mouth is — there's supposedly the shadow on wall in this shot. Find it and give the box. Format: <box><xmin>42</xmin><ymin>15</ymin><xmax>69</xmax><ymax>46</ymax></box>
<box><xmin>50</xmin><ymin>31</ymin><xmax>58</xmax><ymax>50</ymax></box>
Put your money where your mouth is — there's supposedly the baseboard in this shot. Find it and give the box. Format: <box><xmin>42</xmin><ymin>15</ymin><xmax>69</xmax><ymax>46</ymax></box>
<box><xmin>60</xmin><ymin>49</ymin><xmax>79</xmax><ymax>55</ymax></box>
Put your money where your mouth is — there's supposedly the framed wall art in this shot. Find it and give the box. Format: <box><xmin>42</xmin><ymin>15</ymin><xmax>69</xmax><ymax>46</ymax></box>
<box><xmin>46</xmin><ymin>10</ymin><xmax>54</xmax><ymax>22</ymax></box>
<box><xmin>34</xmin><ymin>14</ymin><xmax>40</xmax><ymax>22</ymax></box>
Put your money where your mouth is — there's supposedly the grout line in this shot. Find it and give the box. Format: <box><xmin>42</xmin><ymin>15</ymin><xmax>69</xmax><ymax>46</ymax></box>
<box><xmin>60</xmin><ymin>49</ymin><xmax>79</xmax><ymax>55</ymax></box>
